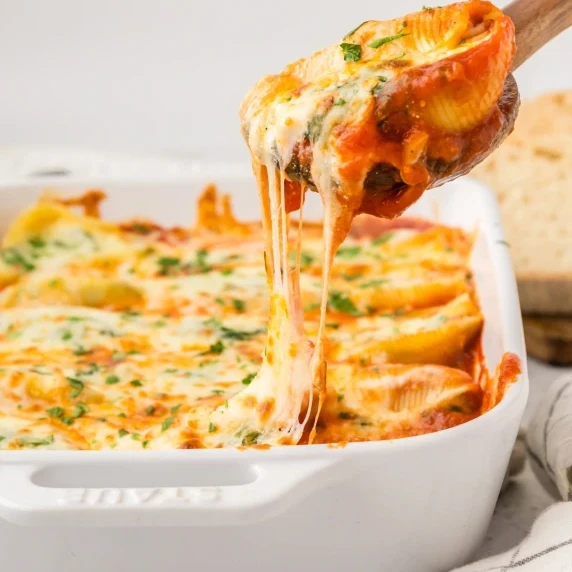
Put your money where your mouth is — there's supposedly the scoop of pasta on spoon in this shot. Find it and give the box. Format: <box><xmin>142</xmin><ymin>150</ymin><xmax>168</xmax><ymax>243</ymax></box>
<box><xmin>241</xmin><ymin>1</ymin><xmax>520</xmax><ymax>221</ymax></box>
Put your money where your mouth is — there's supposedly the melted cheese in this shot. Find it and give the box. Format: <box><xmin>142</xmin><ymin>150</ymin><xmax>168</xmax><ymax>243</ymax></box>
<box><xmin>0</xmin><ymin>187</ymin><xmax>508</xmax><ymax>450</ymax></box>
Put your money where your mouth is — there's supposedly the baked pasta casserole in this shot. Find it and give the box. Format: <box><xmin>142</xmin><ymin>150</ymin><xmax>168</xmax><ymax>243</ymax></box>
<box><xmin>0</xmin><ymin>187</ymin><xmax>518</xmax><ymax>450</ymax></box>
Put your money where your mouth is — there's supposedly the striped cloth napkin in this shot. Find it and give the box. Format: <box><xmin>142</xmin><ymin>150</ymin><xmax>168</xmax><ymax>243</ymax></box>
<box><xmin>453</xmin><ymin>503</ymin><xmax>572</xmax><ymax>571</ymax></box>
<box><xmin>451</xmin><ymin>372</ymin><xmax>572</xmax><ymax>571</ymax></box>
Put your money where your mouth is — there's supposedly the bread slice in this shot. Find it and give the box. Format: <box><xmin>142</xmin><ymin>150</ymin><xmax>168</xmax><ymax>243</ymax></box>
<box><xmin>523</xmin><ymin>315</ymin><xmax>572</xmax><ymax>365</ymax></box>
<box><xmin>471</xmin><ymin>91</ymin><xmax>572</xmax><ymax>314</ymax></box>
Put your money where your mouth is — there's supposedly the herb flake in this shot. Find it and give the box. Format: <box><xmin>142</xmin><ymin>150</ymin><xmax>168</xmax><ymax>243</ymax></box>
<box><xmin>241</xmin><ymin>373</ymin><xmax>256</xmax><ymax>385</ymax></box>
<box><xmin>340</xmin><ymin>42</ymin><xmax>362</xmax><ymax>62</ymax></box>
<box><xmin>66</xmin><ymin>377</ymin><xmax>85</xmax><ymax>398</ymax></box>
<box><xmin>161</xmin><ymin>416</ymin><xmax>175</xmax><ymax>432</ymax></box>
<box><xmin>328</xmin><ymin>291</ymin><xmax>362</xmax><ymax>316</ymax></box>
<box><xmin>368</xmin><ymin>30</ymin><xmax>409</xmax><ymax>49</ymax></box>
<box><xmin>0</xmin><ymin>248</ymin><xmax>35</xmax><ymax>272</ymax></box>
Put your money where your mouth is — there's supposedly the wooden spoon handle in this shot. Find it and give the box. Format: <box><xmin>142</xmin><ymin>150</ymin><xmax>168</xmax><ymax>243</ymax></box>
<box><xmin>504</xmin><ymin>0</ymin><xmax>572</xmax><ymax>70</ymax></box>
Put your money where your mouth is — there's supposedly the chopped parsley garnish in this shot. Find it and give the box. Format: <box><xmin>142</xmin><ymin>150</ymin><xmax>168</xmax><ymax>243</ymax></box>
<box><xmin>334</xmin><ymin>98</ymin><xmax>347</xmax><ymax>106</ymax></box>
<box><xmin>146</xmin><ymin>405</ymin><xmax>156</xmax><ymax>416</ymax></box>
<box><xmin>28</xmin><ymin>236</ymin><xmax>46</xmax><ymax>248</ymax></box>
<box><xmin>21</xmin><ymin>435</ymin><xmax>54</xmax><ymax>447</ymax></box>
<box><xmin>211</xmin><ymin>389</ymin><xmax>225</xmax><ymax>395</ymax></box>
<box><xmin>208</xmin><ymin>422</ymin><xmax>217</xmax><ymax>433</ymax></box>
<box><xmin>73</xmin><ymin>402</ymin><xmax>89</xmax><ymax>418</ymax></box>
<box><xmin>289</xmin><ymin>250</ymin><xmax>315</xmax><ymax>268</ymax></box>
<box><xmin>118</xmin><ymin>413</ymin><xmax>127</xmax><ymax>419</ymax></box>
<box><xmin>157</xmin><ymin>256</ymin><xmax>181</xmax><ymax>275</ymax></box>
<box><xmin>340</xmin><ymin>42</ymin><xmax>362</xmax><ymax>62</ymax></box>
<box><xmin>359</xmin><ymin>279</ymin><xmax>388</xmax><ymax>288</ymax></box>
<box><xmin>372</xmin><ymin>232</ymin><xmax>394</xmax><ymax>246</ymax></box>
<box><xmin>161</xmin><ymin>416</ymin><xmax>175</xmax><ymax>432</ymax></box>
<box><xmin>122</xmin><ymin>310</ymin><xmax>141</xmax><ymax>318</ymax></box>
<box><xmin>328</xmin><ymin>291</ymin><xmax>362</xmax><ymax>316</ymax></box>
<box><xmin>232</xmin><ymin>299</ymin><xmax>246</xmax><ymax>312</ymax></box>
<box><xmin>241</xmin><ymin>431</ymin><xmax>261</xmax><ymax>446</ymax></box>
<box><xmin>368</xmin><ymin>29</ymin><xmax>410</xmax><ymax>49</ymax></box>
<box><xmin>53</xmin><ymin>240</ymin><xmax>72</xmax><ymax>249</ymax></box>
<box><xmin>66</xmin><ymin>377</ymin><xmax>85</xmax><ymax>398</ymax></box>
<box><xmin>0</xmin><ymin>248</ymin><xmax>35</xmax><ymax>272</ymax></box>
<box><xmin>204</xmin><ymin>317</ymin><xmax>222</xmax><ymax>330</ymax></box>
<box><xmin>220</xmin><ymin>269</ymin><xmax>233</xmax><ymax>276</ymax></box>
<box><xmin>111</xmin><ymin>351</ymin><xmax>127</xmax><ymax>361</ymax></box>
<box><xmin>215</xmin><ymin>297</ymin><xmax>225</xmax><ymax>306</ymax></box>
<box><xmin>105</xmin><ymin>375</ymin><xmax>120</xmax><ymax>385</ymax></box>
<box><xmin>79</xmin><ymin>362</ymin><xmax>99</xmax><ymax>375</ymax></box>
<box><xmin>72</xmin><ymin>345</ymin><xmax>91</xmax><ymax>357</ymax></box>
<box><xmin>241</xmin><ymin>373</ymin><xmax>256</xmax><ymax>386</ymax></box>
<box><xmin>205</xmin><ymin>340</ymin><xmax>225</xmax><ymax>355</ymax></box>
<box><xmin>6</xmin><ymin>325</ymin><xmax>20</xmax><ymax>340</ymax></box>
<box><xmin>130</xmin><ymin>379</ymin><xmax>143</xmax><ymax>387</ymax></box>
<box><xmin>130</xmin><ymin>223</ymin><xmax>152</xmax><ymax>234</ymax></box>
<box><xmin>0</xmin><ymin>436</ymin><xmax>5</xmax><ymax>443</ymax></box>
<box><xmin>118</xmin><ymin>429</ymin><xmax>129</xmax><ymax>438</ymax></box>
<box><xmin>60</xmin><ymin>329</ymin><xmax>73</xmax><ymax>341</ymax></box>
<box><xmin>47</xmin><ymin>406</ymin><xmax>65</xmax><ymax>419</ymax></box>
<box><xmin>142</xmin><ymin>440</ymin><xmax>150</xmax><ymax>448</ymax></box>
<box><xmin>304</xmin><ymin>302</ymin><xmax>321</xmax><ymax>312</ymax></box>
<box><xmin>336</xmin><ymin>245</ymin><xmax>361</xmax><ymax>259</ymax></box>
<box><xmin>170</xmin><ymin>404</ymin><xmax>182</xmax><ymax>414</ymax></box>
<box><xmin>301</xmin><ymin>251</ymin><xmax>314</xmax><ymax>267</ymax></box>
<box><xmin>220</xmin><ymin>327</ymin><xmax>264</xmax><ymax>341</ymax></box>
<box><xmin>195</xmin><ymin>249</ymin><xmax>211</xmax><ymax>273</ymax></box>
<box><xmin>342</xmin><ymin>273</ymin><xmax>363</xmax><ymax>282</ymax></box>
<box><xmin>51</xmin><ymin>403</ymin><xmax>85</xmax><ymax>426</ymax></box>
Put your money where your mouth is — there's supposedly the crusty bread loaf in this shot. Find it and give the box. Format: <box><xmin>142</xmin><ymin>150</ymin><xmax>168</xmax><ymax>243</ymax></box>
<box><xmin>523</xmin><ymin>315</ymin><xmax>572</xmax><ymax>365</ymax></box>
<box><xmin>471</xmin><ymin>90</ymin><xmax>572</xmax><ymax>314</ymax></box>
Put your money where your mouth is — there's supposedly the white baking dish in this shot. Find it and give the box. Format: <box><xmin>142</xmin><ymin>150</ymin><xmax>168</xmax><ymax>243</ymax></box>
<box><xmin>0</xmin><ymin>171</ymin><xmax>528</xmax><ymax>572</ymax></box>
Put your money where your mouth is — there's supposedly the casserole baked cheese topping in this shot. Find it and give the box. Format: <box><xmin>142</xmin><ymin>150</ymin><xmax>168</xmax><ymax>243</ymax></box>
<box><xmin>232</xmin><ymin>1</ymin><xmax>519</xmax><ymax>445</ymax></box>
<box><xmin>0</xmin><ymin>187</ymin><xmax>519</xmax><ymax>449</ymax></box>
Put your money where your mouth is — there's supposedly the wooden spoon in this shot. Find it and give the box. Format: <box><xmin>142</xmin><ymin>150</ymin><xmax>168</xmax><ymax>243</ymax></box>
<box><xmin>505</xmin><ymin>0</ymin><xmax>572</xmax><ymax>70</ymax></box>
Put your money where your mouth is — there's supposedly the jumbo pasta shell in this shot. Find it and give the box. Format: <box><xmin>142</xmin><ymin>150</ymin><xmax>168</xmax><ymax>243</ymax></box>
<box><xmin>240</xmin><ymin>1</ymin><xmax>518</xmax><ymax>220</ymax></box>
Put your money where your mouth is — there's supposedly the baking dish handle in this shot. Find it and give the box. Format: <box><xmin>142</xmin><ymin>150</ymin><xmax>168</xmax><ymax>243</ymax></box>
<box><xmin>0</xmin><ymin>459</ymin><xmax>340</xmax><ymax>527</ymax></box>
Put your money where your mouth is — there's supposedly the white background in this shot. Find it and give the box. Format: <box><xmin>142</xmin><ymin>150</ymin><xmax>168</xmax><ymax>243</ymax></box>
<box><xmin>0</xmin><ymin>0</ymin><xmax>571</xmax><ymax>161</ymax></box>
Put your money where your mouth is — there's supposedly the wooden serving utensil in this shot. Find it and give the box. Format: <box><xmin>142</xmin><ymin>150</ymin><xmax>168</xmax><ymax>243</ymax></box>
<box><xmin>505</xmin><ymin>0</ymin><xmax>572</xmax><ymax>70</ymax></box>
